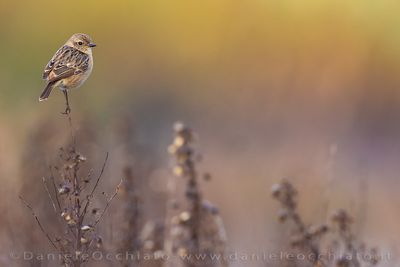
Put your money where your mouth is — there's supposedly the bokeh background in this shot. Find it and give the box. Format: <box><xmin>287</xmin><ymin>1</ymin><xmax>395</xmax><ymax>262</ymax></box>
<box><xmin>0</xmin><ymin>1</ymin><xmax>399</xmax><ymax>266</ymax></box>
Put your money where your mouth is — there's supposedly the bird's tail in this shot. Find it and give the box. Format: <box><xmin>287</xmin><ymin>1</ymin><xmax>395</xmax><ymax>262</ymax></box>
<box><xmin>39</xmin><ymin>82</ymin><xmax>55</xmax><ymax>101</ymax></box>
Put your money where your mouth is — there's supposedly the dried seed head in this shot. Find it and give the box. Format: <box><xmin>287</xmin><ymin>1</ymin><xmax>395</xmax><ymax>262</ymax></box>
<box><xmin>175</xmin><ymin>146</ymin><xmax>193</xmax><ymax>161</ymax></box>
<box><xmin>62</xmin><ymin>210</ymin><xmax>75</xmax><ymax>224</ymax></box>
<box><xmin>95</xmin><ymin>236</ymin><xmax>103</xmax><ymax>248</ymax></box>
<box><xmin>81</xmin><ymin>225</ymin><xmax>93</xmax><ymax>231</ymax></box>
<box><xmin>331</xmin><ymin>209</ymin><xmax>353</xmax><ymax>231</ymax></box>
<box><xmin>58</xmin><ymin>185</ymin><xmax>71</xmax><ymax>195</ymax></box>
<box><xmin>179</xmin><ymin>211</ymin><xmax>191</xmax><ymax>223</ymax></box>
<box><xmin>77</xmin><ymin>155</ymin><xmax>87</xmax><ymax>162</ymax></box>
<box><xmin>277</xmin><ymin>209</ymin><xmax>288</xmax><ymax>223</ymax></box>
<box><xmin>168</xmin><ymin>144</ymin><xmax>177</xmax><ymax>154</ymax></box>
<box><xmin>61</xmin><ymin>210</ymin><xmax>68</xmax><ymax>218</ymax></box>
<box><xmin>177</xmin><ymin>247</ymin><xmax>188</xmax><ymax>257</ymax></box>
<box><xmin>331</xmin><ymin>209</ymin><xmax>352</xmax><ymax>223</ymax></box>
<box><xmin>173</xmin><ymin>166</ymin><xmax>184</xmax><ymax>177</ymax></box>
<box><xmin>173</xmin><ymin>121</ymin><xmax>185</xmax><ymax>132</ymax></box>
<box><xmin>202</xmin><ymin>200</ymin><xmax>219</xmax><ymax>215</ymax></box>
<box><xmin>63</xmin><ymin>213</ymin><xmax>72</xmax><ymax>221</ymax></box>
<box><xmin>67</xmin><ymin>219</ymin><xmax>77</xmax><ymax>225</ymax></box>
<box><xmin>271</xmin><ymin>180</ymin><xmax>298</xmax><ymax>210</ymax></box>
<box><xmin>173</xmin><ymin>122</ymin><xmax>193</xmax><ymax>142</ymax></box>
<box><xmin>308</xmin><ymin>224</ymin><xmax>329</xmax><ymax>236</ymax></box>
<box><xmin>271</xmin><ymin>183</ymin><xmax>282</xmax><ymax>198</ymax></box>
<box><xmin>174</xmin><ymin>136</ymin><xmax>185</xmax><ymax>147</ymax></box>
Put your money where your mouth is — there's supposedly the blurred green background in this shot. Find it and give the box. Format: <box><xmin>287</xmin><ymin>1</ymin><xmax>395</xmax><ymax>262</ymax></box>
<box><xmin>0</xmin><ymin>1</ymin><xmax>400</xmax><ymax>266</ymax></box>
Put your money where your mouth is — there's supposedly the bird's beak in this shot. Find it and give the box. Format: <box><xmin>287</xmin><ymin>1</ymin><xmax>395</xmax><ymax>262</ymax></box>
<box><xmin>89</xmin><ymin>43</ymin><xmax>97</xmax><ymax>47</ymax></box>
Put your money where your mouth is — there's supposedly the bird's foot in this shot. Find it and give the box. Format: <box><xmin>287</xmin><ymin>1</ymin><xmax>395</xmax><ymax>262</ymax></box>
<box><xmin>61</xmin><ymin>106</ymin><xmax>71</xmax><ymax>115</ymax></box>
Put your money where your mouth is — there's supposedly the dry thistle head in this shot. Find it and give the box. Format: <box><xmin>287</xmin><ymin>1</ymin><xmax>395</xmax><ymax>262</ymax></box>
<box><xmin>271</xmin><ymin>180</ymin><xmax>298</xmax><ymax>211</ymax></box>
<box><xmin>331</xmin><ymin>209</ymin><xmax>353</xmax><ymax>232</ymax></box>
<box><xmin>272</xmin><ymin>180</ymin><xmax>381</xmax><ymax>267</ymax></box>
<box><xmin>367</xmin><ymin>247</ymin><xmax>380</xmax><ymax>265</ymax></box>
<box><xmin>168</xmin><ymin>121</ymin><xmax>197</xmax><ymax>178</ymax></box>
<box><xmin>308</xmin><ymin>224</ymin><xmax>329</xmax><ymax>236</ymax></box>
<box><xmin>166</xmin><ymin>122</ymin><xmax>228</xmax><ymax>267</ymax></box>
<box><xmin>277</xmin><ymin>209</ymin><xmax>289</xmax><ymax>223</ymax></box>
<box><xmin>140</xmin><ymin>220</ymin><xmax>165</xmax><ymax>266</ymax></box>
<box><xmin>272</xmin><ymin>179</ymin><xmax>329</xmax><ymax>267</ymax></box>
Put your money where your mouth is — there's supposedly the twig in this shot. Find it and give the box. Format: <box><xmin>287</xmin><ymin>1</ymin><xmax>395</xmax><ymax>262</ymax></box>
<box><xmin>42</xmin><ymin>177</ymin><xmax>57</xmax><ymax>213</ymax></box>
<box><xmin>89</xmin><ymin>152</ymin><xmax>109</xmax><ymax>197</ymax></box>
<box><xmin>81</xmin><ymin>153</ymin><xmax>109</xmax><ymax>217</ymax></box>
<box><xmin>19</xmin><ymin>195</ymin><xmax>59</xmax><ymax>251</ymax></box>
<box><xmin>93</xmin><ymin>178</ymin><xmax>123</xmax><ymax>227</ymax></box>
<box><xmin>81</xmin><ymin>168</ymin><xmax>94</xmax><ymax>191</ymax></box>
<box><xmin>49</xmin><ymin>167</ymin><xmax>62</xmax><ymax>211</ymax></box>
<box><xmin>66</xmin><ymin>112</ymin><xmax>76</xmax><ymax>149</ymax></box>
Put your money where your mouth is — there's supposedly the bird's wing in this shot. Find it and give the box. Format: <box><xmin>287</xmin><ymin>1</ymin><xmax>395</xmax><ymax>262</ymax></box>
<box><xmin>42</xmin><ymin>45</ymin><xmax>90</xmax><ymax>83</ymax></box>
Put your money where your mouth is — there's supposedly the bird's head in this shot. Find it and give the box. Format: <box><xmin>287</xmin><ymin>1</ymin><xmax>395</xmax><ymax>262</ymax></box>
<box><xmin>66</xmin><ymin>33</ymin><xmax>96</xmax><ymax>53</ymax></box>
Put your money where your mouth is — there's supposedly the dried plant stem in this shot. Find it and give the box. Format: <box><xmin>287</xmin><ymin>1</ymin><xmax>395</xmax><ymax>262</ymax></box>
<box><xmin>50</xmin><ymin>168</ymin><xmax>62</xmax><ymax>211</ymax></box>
<box><xmin>89</xmin><ymin>153</ymin><xmax>108</xmax><ymax>197</ymax></box>
<box><xmin>19</xmin><ymin>196</ymin><xmax>59</xmax><ymax>251</ymax></box>
<box><xmin>66</xmin><ymin>111</ymin><xmax>76</xmax><ymax>148</ymax></box>
<box><xmin>82</xmin><ymin>153</ymin><xmax>109</xmax><ymax>217</ymax></box>
<box><xmin>93</xmin><ymin>178</ymin><xmax>123</xmax><ymax>227</ymax></box>
<box><xmin>186</xmin><ymin>164</ymin><xmax>201</xmax><ymax>260</ymax></box>
<box><xmin>42</xmin><ymin>177</ymin><xmax>58</xmax><ymax>213</ymax></box>
<box><xmin>167</xmin><ymin>122</ymin><xmax>228</xmax><ymax>267</ymax></box>
<box><xmin>273</xmin><ymin>181</ymin><xmax>380</xmax><ymax>267</ymax></box>
<box><xmin>272</xmin><ymin>181</ymin><xmax>327</xmax><ymax>267</ymax></box>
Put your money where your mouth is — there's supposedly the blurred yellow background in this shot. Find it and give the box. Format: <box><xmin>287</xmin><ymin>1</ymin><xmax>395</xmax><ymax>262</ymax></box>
<box><xmin>0</xmin><ymin>1</ymin><xmax>399</xmax><ymax>266</ymax></box>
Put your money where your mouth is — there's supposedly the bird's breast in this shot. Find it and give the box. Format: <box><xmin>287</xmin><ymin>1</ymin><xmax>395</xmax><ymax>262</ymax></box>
<box><xmin>61</xmin><ymin>56</ymin><xmax>93</xmax><ymax>89</ymax></box>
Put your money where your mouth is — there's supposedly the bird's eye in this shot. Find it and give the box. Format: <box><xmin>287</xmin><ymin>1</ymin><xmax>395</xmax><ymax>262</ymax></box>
<box><xmin>77</xmin><ymin>41</ymin><xmax>83</xmax><ymax>45</ymax></box>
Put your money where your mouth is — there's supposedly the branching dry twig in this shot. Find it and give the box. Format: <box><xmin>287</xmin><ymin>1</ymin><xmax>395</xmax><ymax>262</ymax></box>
<box><xmin>21</xmin><ymin>144</ymin><xmax>116</xmax><ymax>266</ymax></box>
<box><xmin>93</xmin><ymin>178</ymin><xmax>123</xmax><ymax>227</ymax></box>
<box><xmin>272</xmin><ymin>180</ymin><xmax>381</xmax><ymax>267</ymax></box>
<box><xmin>19</xmin><ymin>195</ymin><xmax>59</xmax><ymax>251</ymax></box>
<box><xmin>82</xmin><ymin>153</ymin><xmax>109</xmax><ymax>218</ymax></box>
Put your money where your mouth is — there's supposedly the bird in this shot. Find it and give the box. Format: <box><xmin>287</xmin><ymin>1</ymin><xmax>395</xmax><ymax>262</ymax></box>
<box><xmin>39</xmin><ymin>33</ymin><xmax>96</xmax><ymax>114</ymax></box>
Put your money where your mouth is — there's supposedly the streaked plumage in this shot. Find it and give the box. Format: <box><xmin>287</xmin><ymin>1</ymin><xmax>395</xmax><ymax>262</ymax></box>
<box><xmin>40</xmin><ymin>33</ymin><xmax>96</xmax><ymax>114</ymax></box>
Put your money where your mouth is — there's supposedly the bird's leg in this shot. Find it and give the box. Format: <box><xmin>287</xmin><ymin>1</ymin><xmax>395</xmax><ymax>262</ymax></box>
<box><xmin>62</xmin><ymin>90</ymin><xmax>71</xmax><ymax>115</ymax></box>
